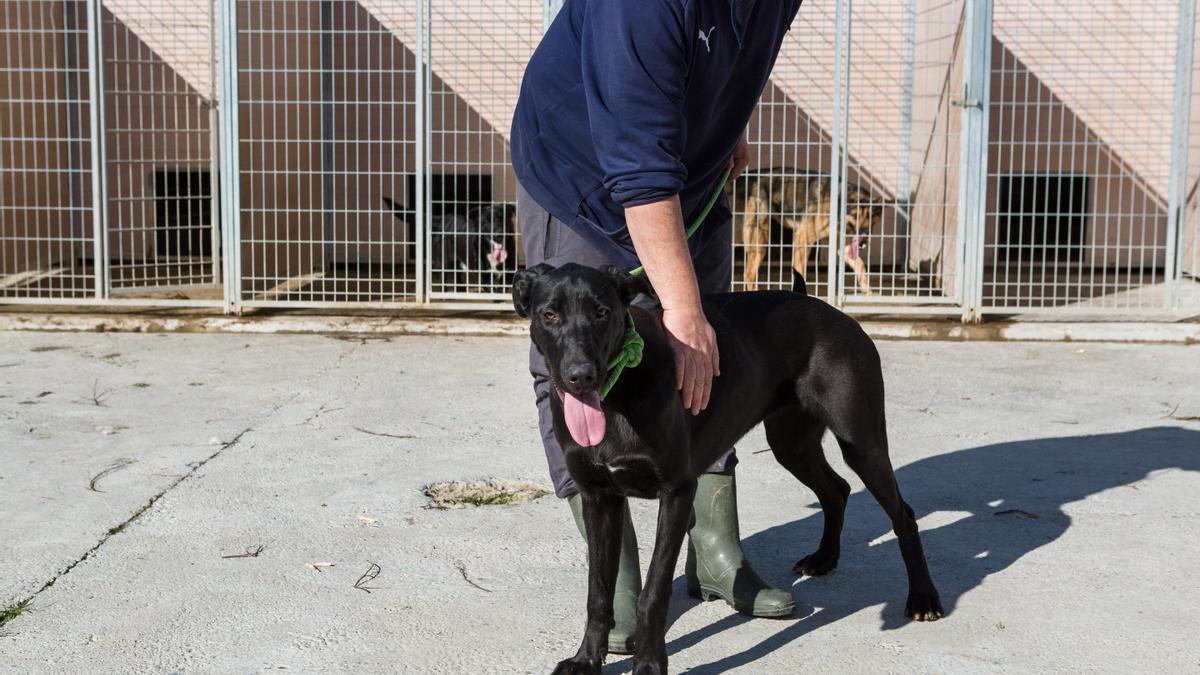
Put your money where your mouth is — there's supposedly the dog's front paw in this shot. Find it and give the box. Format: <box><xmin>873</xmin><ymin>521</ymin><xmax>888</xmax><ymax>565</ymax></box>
<box><xmin>552</xmin><ymin>657</ymin><xmax>602</xmax><ymax>675</ymax></box>
<box><xmin>905</xmin><ymin>588</ymin><xmax>944</xmax><ymax>622</ymax></box>
<box><xmin>793</xmin><ymin>550</ymin><xmax>838</xmax><ymax>576</ymax></box>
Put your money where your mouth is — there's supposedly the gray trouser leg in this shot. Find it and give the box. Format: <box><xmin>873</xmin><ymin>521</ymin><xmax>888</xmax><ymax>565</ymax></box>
<box><xmin>518</xmin><ymin>183</ymin><xmax>736</xmax><ymax>499</ymax></box>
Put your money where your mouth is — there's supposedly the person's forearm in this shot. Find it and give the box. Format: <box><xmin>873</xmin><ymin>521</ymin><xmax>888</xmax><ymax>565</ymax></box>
<box><xmin>624</xmin><ymin>196</ymin><xmax>702</xmax><ymax>313</ymax></box>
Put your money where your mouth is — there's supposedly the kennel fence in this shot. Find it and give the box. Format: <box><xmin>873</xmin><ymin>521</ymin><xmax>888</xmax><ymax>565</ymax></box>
<box><xmin>1</xmin><ymin>0</ymin><xmax>1197</xmax><ymax>320</ymax></box>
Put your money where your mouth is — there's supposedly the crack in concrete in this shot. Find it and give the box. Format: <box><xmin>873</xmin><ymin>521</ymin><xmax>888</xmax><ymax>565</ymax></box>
<box><xmin>4</xmin><ymin>427</ymin><xmax>254</xmax><ymax>625</ymax></box>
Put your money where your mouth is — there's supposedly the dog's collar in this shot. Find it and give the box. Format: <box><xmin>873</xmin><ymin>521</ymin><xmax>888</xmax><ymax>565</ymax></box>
<box><xmin>601</xmin><ymin>313</ymin><xmax>644</xmax><ymax>400</ymax></box>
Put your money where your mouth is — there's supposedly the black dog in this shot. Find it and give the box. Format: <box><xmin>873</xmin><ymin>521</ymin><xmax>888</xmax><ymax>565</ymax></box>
<box><xmin>383</xmin><ymin>198</ymin><xmax>515</xmax><ymax>290</ymax></box>
<box><xmin>513</xmin><ymin>263</ymin><xmax>942</xmax><ymax>674</ymax></box>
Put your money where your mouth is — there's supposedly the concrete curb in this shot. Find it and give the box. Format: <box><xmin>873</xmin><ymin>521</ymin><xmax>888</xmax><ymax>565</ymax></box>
<box><xmin>0</xmin><ymin>311</ymin><xmax>1196</xmax><ymax>343</ymax></box>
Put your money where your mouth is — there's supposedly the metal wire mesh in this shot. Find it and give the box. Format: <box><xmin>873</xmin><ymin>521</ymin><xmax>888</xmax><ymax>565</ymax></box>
<box><xmin>0</xmin><ymin>1</ymin><xmax>96</xmax><ymax>300</ymax></box>
<box><xmin>102</xmin><ymin>0</ymin><xmax>220</xmax><ymax>297</ymax></box>
<box><xmin>731</xmin><ymin>0</ymin><xmax>966</xmax><ymax>312</ymax></box>
<box><xmin>424</xmin><ymin>0</ymin><xmax>538</xmax><ymax>299</ymax></box>
<box><xmin>235</xmin><ymin>0</ymin><xmax>418</xmax><ymax>306</ymax></box>
<box><xmin>984</xmin><ymin>0</ymin><xmax>1187</xmax><ymax>313</ymax></box>
<box><xmin>843</xmin><ymin>0</ymin><xmax>966</xmax><ymax>306</ymax></box>
<box><xmin>730</xmin><ymin>0</ymin><xmax>838</xmax><ymax>297</ymax></box>
<box><xmin>1</xmin><ymin>0</ymin><xmax>1197</xmax><ymax>319</ymax></box>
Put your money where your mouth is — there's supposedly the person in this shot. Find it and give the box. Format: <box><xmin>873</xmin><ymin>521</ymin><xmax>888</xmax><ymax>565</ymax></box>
<box><xmin>510</xmin><ymin>0</ymin><xmax>804</xmax><ymax>653</ymax></box>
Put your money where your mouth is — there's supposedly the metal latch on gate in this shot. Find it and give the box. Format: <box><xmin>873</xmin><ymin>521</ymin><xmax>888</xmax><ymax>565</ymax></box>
<box><xmin>951</xmin><ymin>84</ymin><xmax>981</xmax><ymax>109</ymax></box>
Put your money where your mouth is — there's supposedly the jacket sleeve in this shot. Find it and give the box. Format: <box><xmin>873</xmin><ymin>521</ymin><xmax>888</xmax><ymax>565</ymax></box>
<box><xmin>581</xmin><ymin>0</ymin><xmax>690</xmax><ymax>208</ymax></box>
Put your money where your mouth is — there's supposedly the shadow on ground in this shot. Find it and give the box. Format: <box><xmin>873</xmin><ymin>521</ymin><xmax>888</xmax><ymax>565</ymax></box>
<box><xmin>604</xmin><ymin>426</ymin><xmax>1200</xmax><ymax>673</ymax></box>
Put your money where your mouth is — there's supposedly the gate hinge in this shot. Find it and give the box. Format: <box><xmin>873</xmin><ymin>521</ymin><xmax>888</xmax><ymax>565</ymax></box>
<box><xmin>951</xmin><ymin>84</ymin><xmax>981</xmax><ymax>109</ymax></box>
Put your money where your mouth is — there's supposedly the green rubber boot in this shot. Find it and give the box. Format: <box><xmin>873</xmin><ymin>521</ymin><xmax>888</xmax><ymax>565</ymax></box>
<box><xmin>685</xmin><ymin>471</ymin><xmax>796</xmax><ymax>617</ymax></box>
<box><xmin>567</xmin><ymin>494</ymin><xmax>641</xmax><ymax>655</ymax></box>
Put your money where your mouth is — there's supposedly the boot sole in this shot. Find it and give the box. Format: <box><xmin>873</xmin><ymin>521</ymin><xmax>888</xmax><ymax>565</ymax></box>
<box><xmin>687</xmin><ymin>583</ymin><xmax>796</xmax><ymax>618</ymax></box>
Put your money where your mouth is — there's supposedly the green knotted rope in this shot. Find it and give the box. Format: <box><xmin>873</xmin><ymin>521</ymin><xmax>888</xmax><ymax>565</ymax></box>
<box><xmin>603</xmin><ymin>167</ymin><xmax>732</xmax><ymax>398</ymax></box>
<box><xmin>601</xmin><ymin>312</ymin><xmax>645</xmax><ymax>399</ymax></box>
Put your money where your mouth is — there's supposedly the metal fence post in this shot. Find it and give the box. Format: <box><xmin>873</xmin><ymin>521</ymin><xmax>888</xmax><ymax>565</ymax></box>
<box><xmin>956</xmin><ymin>0</ymin><xmax>992</xmax><ymax>322</ymax></box>
<box><xmin>896</xmin><ymin>0</ymin><xmax>917</xmax><ymax>269</ymax></box>
<box><xmin>208</xmin><ymin>0</ymin><xmax>222</xmax><ymax>287</ymax></box>
<box><xmin>85</xmin><ymin>0</ymin><xmax>109</xmax><ymax>299</ymax></box>
<box><xmin>415</xmin><ymin>0</ymin><xmax>428</xmax><ymax>304</ymax></box>
<box><xmin>1165</xmin><ymin>0</ymin><xmax>1196</xmax><ymax>310</ymax></box>
<box><xmin>544</xmin><ymin>0</ymin><xmax>564</xmax><ymax>30</ymax></box>
<box><xmin>827</xmin><ymin>0</ymin><xmax>850</xmax><ymax>307</ymax></box>
<box><xmin>218</xmin><ymin>0</ymin><xmax>242</xmax><ymax>314</ymax></box>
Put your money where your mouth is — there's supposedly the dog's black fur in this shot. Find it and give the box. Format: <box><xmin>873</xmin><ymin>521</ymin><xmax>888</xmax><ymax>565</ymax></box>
<box><xmin>383</xmin><ymin>198</ymin><xmax>516</xmax><ymax>289</ymax></box>
<box><xmin>513</xmin><ymin>263</ymin><xmax>942</xmax><ymax>674</ymax></box>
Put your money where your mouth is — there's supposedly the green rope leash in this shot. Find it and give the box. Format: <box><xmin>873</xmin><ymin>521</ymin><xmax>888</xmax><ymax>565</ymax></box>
<box><xmin>601</xmin><ymin>312</ymin><xmax>645</xmax><ymax>399</ymax></box>
<box><xmin>602</xmin><ymin>167</ymin><xmax>732</xmax><ymax>399</ymax></box>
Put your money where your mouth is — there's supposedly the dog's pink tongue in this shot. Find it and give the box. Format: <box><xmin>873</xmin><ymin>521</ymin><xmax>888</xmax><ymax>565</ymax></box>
<box><xmin>849</xmin><ymin>234</ymin><xmax>861</xmax><ymax>261</ymax></box>
<box><xmin>563</xmin><ymin>390</ymin><xmax>606</xmax><ymax>447</ymax></box>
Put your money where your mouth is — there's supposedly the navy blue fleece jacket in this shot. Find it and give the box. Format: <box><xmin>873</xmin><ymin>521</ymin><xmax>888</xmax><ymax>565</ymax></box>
<box><xmin>511</xmin><ymin>0</ymin><xmax>803</xmax><ymax>270</ymax></box>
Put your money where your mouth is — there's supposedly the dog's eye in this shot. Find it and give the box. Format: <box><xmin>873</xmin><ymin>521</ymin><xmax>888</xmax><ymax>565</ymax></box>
<box><xmin>542</xmin><ymin>310</ymin><xmax>558</xmax><ymax>323</ymax></box>
<box><xmin>595</xmin><ymin>306</ymin><xmax>610</xmax><ymax>319</ymax></box>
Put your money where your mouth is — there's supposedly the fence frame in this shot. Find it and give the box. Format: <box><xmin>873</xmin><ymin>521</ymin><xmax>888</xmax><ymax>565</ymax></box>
<box><xmin>0</xmin><ymin>0</ymin><xmax>1196</xmax><ymax>320</ymax></box>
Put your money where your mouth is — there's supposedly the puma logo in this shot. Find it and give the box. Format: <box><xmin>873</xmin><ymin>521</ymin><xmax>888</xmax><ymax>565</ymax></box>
<box><xmin>699</xmin><ymin>26</ymin><xmax>716</xmax><ymax>53</ymax></box>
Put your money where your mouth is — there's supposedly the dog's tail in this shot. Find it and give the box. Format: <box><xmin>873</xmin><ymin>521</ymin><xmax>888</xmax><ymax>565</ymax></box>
<box><xmin>382</xmin><ymin>197</ymin><xmax>403</xmax><ymax>219</ymax></box>
<box><xmin>792</xmin><ymin>270</ymin><xmax>808</xmax><ymax>296</ymax></box>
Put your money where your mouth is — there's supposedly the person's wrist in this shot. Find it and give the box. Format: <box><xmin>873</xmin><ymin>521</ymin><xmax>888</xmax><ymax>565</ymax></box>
<box><xmin>661</xmin><ymin>301</ymin><xmax>704</xmax><ymax>319</ymax></box>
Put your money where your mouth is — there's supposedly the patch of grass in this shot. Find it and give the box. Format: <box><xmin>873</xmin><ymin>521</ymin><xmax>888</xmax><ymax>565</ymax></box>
<box><xmin>458</xmin><ymin>492</ymin><xmax>520</xmax><ymax>507</ymax></box>
<box><xmin>0</xmin><ymin>600</ymin><xmax>31</xmax><ymax>628</ymax></box>
<box><xmin>423</xmin><ymin>479</ymin><xmax>552</xmax><ymax>510</ymax></box>
<box><xmin>994</xmin><ymin>621</ymin><xmax>1006</xmax><ymax>630</ymax></box>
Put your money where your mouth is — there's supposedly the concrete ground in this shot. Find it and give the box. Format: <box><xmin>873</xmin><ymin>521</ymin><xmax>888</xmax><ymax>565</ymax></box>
<box><xmin>1</xmin><ymin>330</ymin><xmax>1198</xmax><ymax>674</ymax></box>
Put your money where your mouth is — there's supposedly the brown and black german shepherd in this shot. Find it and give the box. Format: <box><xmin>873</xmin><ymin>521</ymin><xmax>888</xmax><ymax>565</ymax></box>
<box><xmin>737</xmin><ymin>172</ymin><xmax>883</xmax><ymax>294</ymax></box>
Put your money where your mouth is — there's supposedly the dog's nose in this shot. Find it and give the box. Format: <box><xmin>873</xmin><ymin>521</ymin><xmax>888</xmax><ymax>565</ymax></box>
<box><xmin>564</xmin><ymin>363</ymin><xmax>598</xmax><ymax>389</ymax></box>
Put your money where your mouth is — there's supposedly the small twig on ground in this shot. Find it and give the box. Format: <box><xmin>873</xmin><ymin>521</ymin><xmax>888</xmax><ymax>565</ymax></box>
<box><xmin>353</xmin><ymin>562</ymin><xmax>382</xmax><ymax>593</ymax></box>
<box><xmin>0</xmin><ymin>362</ymin><xmax>20</xmax><ymax>369</ymax></box>
<box><xmin>78</xmin><ymin>378</ymin><xmax>113</xmax><ymax>407</ymax></box>
<box><xmin>87</xmin><ymin>458</ymin><xmax>136</xmax><ymax>493</ymax></box>
<box><xmin>352</xmin><ymin>427</ymin><xmax>416</xmax><ymax>440</ymax></box>
<box><xmin>221</xmin><ymin>544</ymin><xmax>267</xmax><ymax>559</ymax></box>
<box><xmin>994</xmin><ymin>509</ymin><xmax>1038</xmax><ymax>520</ymax></box>
<box><xmin>918</xmin><ymin>407</ymin><xmax>937</xmax><ymax>416</ymax></box>
<box><xmin>455</xmin><ymin>562</ymin><xmax>492</xmax><ymax>593</ymax></box>
<box><xmin>1160</xmin><ymin>402</ymin><xmax>1200</xmax><ymax>422</ymax></box>
<box><xmin>752</xmin><ymin>447</ymin><xmax>772</xmax><ymax>455</ymax></box>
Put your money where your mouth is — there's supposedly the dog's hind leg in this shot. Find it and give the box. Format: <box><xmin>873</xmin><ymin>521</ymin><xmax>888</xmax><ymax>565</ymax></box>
<box><xmin>741</xmin><ymin>198</ymin><xmax>768</xmax><ymax>291</ymax></box>
<box><xmin>764</xmin><ymin>407</ymin><xmax>850</xmax><ymax>577</ymax></box>
<box><xmin>830</xmin><ymin>421</ymin><xmax>943</xmax><ymax>621</ymax></box>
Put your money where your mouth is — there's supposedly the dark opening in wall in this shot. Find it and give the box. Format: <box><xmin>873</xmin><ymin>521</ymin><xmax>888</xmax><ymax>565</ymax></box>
<box><xmin>998</xmin><ymin>174</ymin><xmax>1089</xmax><ymax>261</ymax></box>
<box><xmin>408</xmin><ymin>173</ymin><xmax>494</xmax><ymax>219</ymax></box>
<box><xmin>397</xmin><ymin>173</ymin><xmax>494</xmax><ymax>253</ymax></box>
<box><xmin>154</xmin><ymin>169</ymin><xmax>214</xmax><ymax>259</ymax></box>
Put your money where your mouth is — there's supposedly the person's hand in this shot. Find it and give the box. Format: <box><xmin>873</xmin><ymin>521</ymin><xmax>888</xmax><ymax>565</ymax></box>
<box><xmin>661</xmin><ymin>305</ymin><xmax>720</xmax><ymax>415</ymax></box>
<box><xmin>728</xmin><ymin>133</ymin><xmax>751</xmax><ymax>181</ymax></box>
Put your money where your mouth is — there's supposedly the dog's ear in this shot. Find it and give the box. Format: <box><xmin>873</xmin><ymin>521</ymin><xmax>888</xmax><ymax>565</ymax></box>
<box><xmin>513</xmin><ymin>264</ymin><xmax>554</xmax><ymax>317</ymax></box>
<box><xmin>601</xmin><ymin>265</ymin><xmax>655</xmax><ymax>305</ymax></box>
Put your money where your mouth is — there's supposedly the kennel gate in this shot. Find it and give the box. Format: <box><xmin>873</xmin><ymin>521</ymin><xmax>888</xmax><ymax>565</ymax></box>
<box><xmin>0</xmin><ymin>0</ymin><xmax>223</xmax><ymax>307</ymax></box>
<box><xmin>1</xmin><ymin>0</ymin><xmax>1197</xmax><ymax>320</ymax></box>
